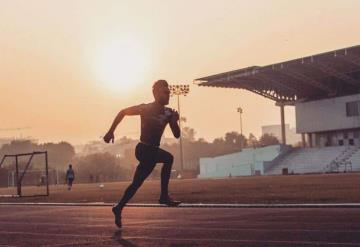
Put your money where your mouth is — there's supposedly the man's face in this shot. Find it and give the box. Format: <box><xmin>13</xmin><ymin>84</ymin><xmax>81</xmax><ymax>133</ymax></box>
<box><xmin>155</xmin><ymin>85</ymin><xmax>170</xmax><ymax>105</ymax></box>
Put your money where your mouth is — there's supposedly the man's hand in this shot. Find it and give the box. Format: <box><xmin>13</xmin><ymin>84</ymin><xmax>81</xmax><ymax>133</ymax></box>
<box><xmin>170</xmin><ymin>109</ymin><xmax>179</xmax><ymax>123</ymax></box>
<box><xmin>103</xmin><ymin>131</ymin><xmax>115</xmax><ymax>143</ymax></box>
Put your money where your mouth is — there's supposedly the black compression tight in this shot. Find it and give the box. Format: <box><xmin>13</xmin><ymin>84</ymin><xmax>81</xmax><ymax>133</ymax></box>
<box><xmin>117</xmin><ymin>143</ymin><xmax>173</xmax><ymax>208</ymax></box>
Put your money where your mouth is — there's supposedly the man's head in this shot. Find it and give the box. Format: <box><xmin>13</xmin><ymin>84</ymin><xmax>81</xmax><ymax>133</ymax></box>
<box><xmin>153</xmin><ymin>80</ymin><xmax>170</xmax><ymax>105</ymax></box>
<box><xmin>69</xmin><ymin>164</ymin><xmax>72</xmax><ymax>169</ymax></box>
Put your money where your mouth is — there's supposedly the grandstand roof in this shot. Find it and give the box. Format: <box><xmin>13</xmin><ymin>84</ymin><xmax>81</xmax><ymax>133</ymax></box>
<box><xmin>195</xmin><ymin>45</ymin><xmax>360</xmax><ymax>105</ymax></box>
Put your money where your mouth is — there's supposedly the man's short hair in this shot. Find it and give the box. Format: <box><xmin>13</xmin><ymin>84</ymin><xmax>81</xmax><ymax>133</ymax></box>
<box><xmin>153</xmin><ymin>80</ymin><xmax>169</xmax><ymax>96</ymax></box>
<box><xmin>152</xmin><ymin>80</ymin><xmax>168</xmax><ymax>93</ymax></box>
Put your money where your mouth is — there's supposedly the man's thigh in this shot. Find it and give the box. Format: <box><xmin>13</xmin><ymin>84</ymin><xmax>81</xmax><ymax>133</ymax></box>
<box><xmin>155</xmin><ymin>148</ymin><xmax>173</xmax><ymax>164</ymax></box>
<box><xmin>133</xmin><ymin>160</ymin><xmax>157</xmax><ymax>182</ymax></box>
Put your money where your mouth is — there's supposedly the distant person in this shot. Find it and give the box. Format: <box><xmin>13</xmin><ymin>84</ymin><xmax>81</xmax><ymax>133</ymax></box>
<box><xmin>66</xmin><ymin>164</ymin><xmax>75</xmax><ymax>190</ymax></box>
<box><xmin>103</xmin><ymin>79</ymin><xmax>181</xmax><ymax>228</ymax></box>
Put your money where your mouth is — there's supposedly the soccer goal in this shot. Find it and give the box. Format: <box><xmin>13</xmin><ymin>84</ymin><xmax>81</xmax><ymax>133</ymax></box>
<box><xmin>0</xmin><ymin>151</ymin><xmax>49</xmax><ymax>197</ymax></box>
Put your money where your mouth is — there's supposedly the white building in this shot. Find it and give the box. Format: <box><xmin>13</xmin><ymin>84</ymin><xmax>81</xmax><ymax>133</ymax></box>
<box><xmin>198</xmin><ymin>145</ymin><xmax>289</xmax><ymax>178</ymax></box>
<box><xmin>296</xmin><ymin>94</ymin><xmax>360</xmax><ymax>147</ymax></box>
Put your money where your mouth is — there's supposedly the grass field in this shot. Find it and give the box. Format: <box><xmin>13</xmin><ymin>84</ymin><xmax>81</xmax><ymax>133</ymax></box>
<box><xmin>1</xmin><ymin>173</ymin><xmax>360</xmax><ymax>204</ymax></box>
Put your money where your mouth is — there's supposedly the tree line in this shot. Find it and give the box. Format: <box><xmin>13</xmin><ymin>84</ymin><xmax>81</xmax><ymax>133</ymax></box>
<box><xmin>0</xmin><ymin>129</ymin><xmax>279</xmax><ymax>183</ymax></box>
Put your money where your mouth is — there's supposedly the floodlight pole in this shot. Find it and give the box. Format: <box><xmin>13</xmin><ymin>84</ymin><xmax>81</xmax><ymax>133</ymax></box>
<box><xmin>45</xmin><ymin>151</ymin><xmax>49</xmax><ymax>196</ymax></box>
<box><xmin>237</xmin><ymin>107</ymin><xmax>243</xmax><ymax>148</ymax></box>
<box><xmin>169</xmin><ymin>84</ymin><xmax>190</xmax><ymax>173</ymax></box>
<box><xmin>177</xmin><ymin>94</ymin><xmax>184</xmax><ymax>172</ymax></box>
<box><xmin>15</xmin><ymin>156</ymin><xmax>21</xmax><ymax>196</ymax></box>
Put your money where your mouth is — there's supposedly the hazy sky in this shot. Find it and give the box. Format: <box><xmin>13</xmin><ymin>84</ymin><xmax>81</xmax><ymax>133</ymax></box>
<box><xmin>0</xmin><ymin>0</ymin><xmax>359</xmax><ymax>144</ymax></box>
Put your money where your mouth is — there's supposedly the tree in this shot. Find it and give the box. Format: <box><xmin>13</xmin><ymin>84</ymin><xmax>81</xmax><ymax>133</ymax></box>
<box><xmin>212</xmin><ymin>137</ymin><xmax>225</xmax><ymax>145</ymax></box>
<box><xmin>42</xmin><ymin>141</ymin><xmax>75</xmax><ymax>169</ymax></box>
<box><xmin>258</xmin><ymin>133</ymin><xmax>280</xmax><ymax>146</ymax></box>
<box><xmin>0</xmin><ymin>140</ymin><xmax>38</xmax><ymax>156</ymax></box>
<box><xmin>248</xmin><ymin>133</ymin><xmax>258</xmax><ymax>148</ymax></box>
<box><xmin>224</xmin><ymin>131</ymin><xmax>247</xmax><ymax>148</ymax></box>
<box><xmin>0</xmin><ymin>140</ymin><xmax>75</xmax><ymax>170</ymax></box>
<box><xmin>74</xmin><ymin>152</ymin><xmax>131</xmax><ymax>183</ymax></box>
<box><xmin>182</xmin><ymin>127</ymin><xmax>196</xmax><ymax>142</ymax></box>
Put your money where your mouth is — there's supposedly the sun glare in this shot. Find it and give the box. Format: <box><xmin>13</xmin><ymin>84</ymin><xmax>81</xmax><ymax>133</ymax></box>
<box><xmin>96</xmin><ymin>38</ymin><xmax>149</xmax><ymax>93</ymax></box>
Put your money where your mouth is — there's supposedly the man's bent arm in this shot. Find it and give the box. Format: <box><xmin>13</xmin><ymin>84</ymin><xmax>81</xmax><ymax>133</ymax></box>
<box><xmin>108</xmin><ymin>110</ymin><xmax>126</xmax><ymax>134</ymax></box>
<box><xmin>169</xmin><ymin>120</ymin><xmax>180</xmax><ymax>139</ymax></box>
<box><xmin>169</xmin><ymin>110</ymin><xmax>180</xmax><ymax>138</ymax></box>
<box><xmin>104</xmin><ymin>105</ymin><xmax>144</xmax><ymax>143</ymax></box>
<box><xmin>170</xmin><ymin>122</ymin><xmax>180</xmax><ymax>138</ymax></box>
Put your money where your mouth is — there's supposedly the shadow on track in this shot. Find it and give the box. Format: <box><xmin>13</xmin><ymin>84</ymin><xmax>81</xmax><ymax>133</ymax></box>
<box><xmin>112</xmin><ymin>230</ymin><xmax>138</xmax><ymax>247</ymax></box>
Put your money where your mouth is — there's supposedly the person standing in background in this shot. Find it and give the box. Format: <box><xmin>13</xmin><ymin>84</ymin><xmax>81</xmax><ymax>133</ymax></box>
<box><xmin>66</xmin><ymin>164</ymin><xmax>75</xmax><ymax>190</ymax></box>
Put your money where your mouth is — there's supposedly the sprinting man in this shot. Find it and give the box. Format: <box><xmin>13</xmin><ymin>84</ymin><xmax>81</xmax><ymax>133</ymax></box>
<box><xmin>65</xmin><ymin>164</ymin><xmax>75</xmax><ymax>190</ymax></box>
<box><xmin>103</xmin><ymin>79</ymin><xmax>181</xmax><ymax>228</ymax></box>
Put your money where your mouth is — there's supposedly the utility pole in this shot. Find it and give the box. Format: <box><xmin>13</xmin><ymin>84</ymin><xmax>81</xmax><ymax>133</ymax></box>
<box><xmin>237</xmin><ymin>107</ymin><xmax>243</xmax><ymax>148</ymax></box>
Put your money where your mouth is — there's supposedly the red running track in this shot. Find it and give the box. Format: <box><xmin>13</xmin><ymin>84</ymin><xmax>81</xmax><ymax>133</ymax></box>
<box><xmin>0</xmin><ymin>205</ymin><xmax>360</xmax><ymax>246</ymax></box>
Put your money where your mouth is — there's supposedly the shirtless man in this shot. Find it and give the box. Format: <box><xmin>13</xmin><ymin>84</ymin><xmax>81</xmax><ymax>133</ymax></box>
<box><xmin>103</xmin><ymin>80</ymin><xmax>181</xmax><ymax>228</ymax></box>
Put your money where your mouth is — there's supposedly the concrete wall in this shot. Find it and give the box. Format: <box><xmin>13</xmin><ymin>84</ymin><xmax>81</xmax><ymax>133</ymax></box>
<box><xmin>198</xmin><ymin>145</ymin><xmax>284</xmax><ymax>178</ymax></box>
<box><xmin>296</xmin><ymin>94</ymin><xmax>360</xmax><ymax>133</ymax></box>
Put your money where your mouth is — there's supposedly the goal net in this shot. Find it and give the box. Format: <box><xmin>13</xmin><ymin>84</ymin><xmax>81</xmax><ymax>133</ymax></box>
<box><xmin>0</xmin><ymin>151</ymin><xmax>50</xmax><ymax>197</ymax></box>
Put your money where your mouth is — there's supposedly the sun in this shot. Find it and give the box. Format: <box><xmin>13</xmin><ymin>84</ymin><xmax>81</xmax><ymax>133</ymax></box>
<box><xmin>96</xmin><ymin>38</ymin><xmax>149</xmax><ymax>93</ymax></box>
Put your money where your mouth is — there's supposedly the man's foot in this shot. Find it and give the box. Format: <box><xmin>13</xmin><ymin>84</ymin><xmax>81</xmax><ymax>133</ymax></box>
<box><xmin>159</xmin><ymin>195</ymin><xmax>181</xmax><ymax>207</ymax></box>
<box><xmin>112</xmin><ymin>205</ymin><xmax>122</xmax><ymax>228</ymax></box>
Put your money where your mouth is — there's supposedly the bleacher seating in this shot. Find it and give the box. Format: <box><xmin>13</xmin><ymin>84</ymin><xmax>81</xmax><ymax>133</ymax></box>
<box><xmin>198</xmin><ymin>145</ymin><xmax>286</xmax><ymax>178</ymax></box>
<box><xmin>345</xmin><ymin>146</ymin><xmax>360</xmax><ymax>171</ymax></box>
<box><xmin>199</xmin><ymin>145</ymin><xmax>360</xmax><ymax>178</ymax></box>
<box><xmin>266</xmin><ymin>146</ymin><xmax>348</xmax><ymax>175</ymax></box>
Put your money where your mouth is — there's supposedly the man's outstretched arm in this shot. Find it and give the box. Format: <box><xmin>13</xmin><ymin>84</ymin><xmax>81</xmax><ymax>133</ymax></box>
<box><xmin>169</xmin><ymin>110</ymin><xmax>181</xmax><ymax>139</ymax></box>
<box><xmin>103</xmin><ymin>105</ymin><xmax>144</xmax><ymax>143</ymax></box>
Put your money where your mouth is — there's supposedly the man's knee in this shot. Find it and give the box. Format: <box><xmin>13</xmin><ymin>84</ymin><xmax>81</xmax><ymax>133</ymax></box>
<box><xmin>166</xmin><ymin>154</ymin><xmax>174</xmax><ymax>164</ymax></box>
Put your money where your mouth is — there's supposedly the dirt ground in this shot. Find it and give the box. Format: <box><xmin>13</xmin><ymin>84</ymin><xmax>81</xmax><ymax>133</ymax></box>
<box><xmin>1</xmin><ymin>172</ymin><xmax>360</xmax><ymax>204</ymax></box>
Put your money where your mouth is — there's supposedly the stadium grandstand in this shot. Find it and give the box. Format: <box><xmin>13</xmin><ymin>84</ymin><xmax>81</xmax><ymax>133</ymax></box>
<box><xmin>195</xmin><ymin>45</ymin><xmax>360</xmax><ymax>176</ymax></box>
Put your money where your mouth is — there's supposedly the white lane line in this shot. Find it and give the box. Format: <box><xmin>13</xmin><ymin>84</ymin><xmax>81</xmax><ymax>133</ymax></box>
<box><xmin>1</xmin><ymin>203</ymin><xmax>360</xmax><ymax>208</ymax></box>
<box><xmin>0</xmin><ymin>221</ymin><xmax>360</xmax><ymax>233</ymax></box>
<box><xmin>0</xmin><ymin>230</ymin><xmax>358</xmax><ymax>247</ymax></box>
